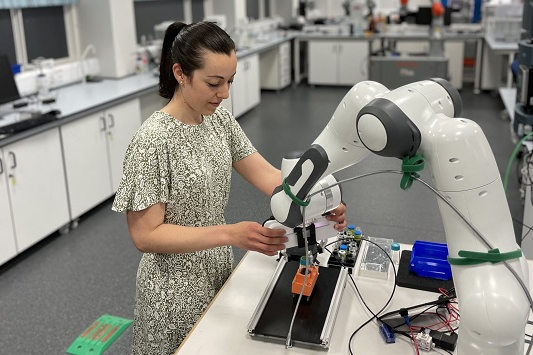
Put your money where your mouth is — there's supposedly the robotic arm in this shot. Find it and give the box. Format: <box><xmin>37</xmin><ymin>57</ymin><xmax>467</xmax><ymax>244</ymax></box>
<box><xmin>269</xmin><ymin>79</ymin><xmax>530</xmax><ymax>354</ymax></box>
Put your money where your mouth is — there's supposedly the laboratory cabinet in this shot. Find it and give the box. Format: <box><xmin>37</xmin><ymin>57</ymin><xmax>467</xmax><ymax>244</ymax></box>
<box><xmin>0</xmin><ymin>156</ymin><xmax>17</xmax><ymax>265</ymax></box>
<box><xmin>259</xmin><ymin>41</ymin><xmax>291</xmax><ymax>91</ymax></box>
<box><xmin>308</xmin><ymin>40</ymin><xmax>369</xmax><ymax>86</ymax></box>
<box><xmin>1</xmin><ymin>128</ymin><xmax>70</xmax><ymax>254</ymax></box>
<box><xmin>61</xmin><ymin>99</ymin><xmax>141</xmax><ymax>219</ymax></box>
<box><xmin>233</xmin><ymin>54</ymin><xmax>261</xmax><ymax>118</ymax></box>
<box><xmin>392</xmin><ymin>40</ymin><xmax>465</xmax><ymax>89</ymax></box>
<box><xmin>480</xmin><ymin>41</ymin><xmax>508</xmax><ymax>90</ymax></box>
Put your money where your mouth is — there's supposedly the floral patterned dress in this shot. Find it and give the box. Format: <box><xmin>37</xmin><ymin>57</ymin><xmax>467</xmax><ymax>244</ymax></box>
<box><xmin>112</xmin><ymin>106</ymin><xmax>256</xmax><ymax>354</ymax></box>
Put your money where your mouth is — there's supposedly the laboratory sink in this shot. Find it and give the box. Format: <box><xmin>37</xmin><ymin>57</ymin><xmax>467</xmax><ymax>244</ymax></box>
<box><xmin>85</xmin><ymin>75</ymin><xmax>104</xmax><ymax>83</ymax></box>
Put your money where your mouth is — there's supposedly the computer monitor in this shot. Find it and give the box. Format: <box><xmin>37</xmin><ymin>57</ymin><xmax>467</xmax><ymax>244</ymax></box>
<box><xmin>416</xmin><ymin>7</ymin><xmax>452</xmax><ymax>26</ymax></box>
<box><xmin>0</xmin><ymin>55</ymin><xmax>21</xmax><ymax>106</ymax></box>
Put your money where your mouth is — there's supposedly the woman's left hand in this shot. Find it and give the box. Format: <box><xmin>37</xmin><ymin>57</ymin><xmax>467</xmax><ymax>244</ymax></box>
<box><xmin>326</xmin><ymin>202</ymin><xmax>348</xmax><ymax>232</ymax></box>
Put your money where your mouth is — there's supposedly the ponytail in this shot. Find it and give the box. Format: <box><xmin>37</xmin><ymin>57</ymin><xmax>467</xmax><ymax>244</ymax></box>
<box><xmin>159</xmin><ymin>22</ymin><xmax>187</xmax><ymax>100</ymax></box>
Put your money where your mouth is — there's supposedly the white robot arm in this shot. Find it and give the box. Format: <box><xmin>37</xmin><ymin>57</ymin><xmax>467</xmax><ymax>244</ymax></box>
<box><xmin>269</xmin><ymin>79</ymin><xmax>530</xmax><ymax>354</ymax></box>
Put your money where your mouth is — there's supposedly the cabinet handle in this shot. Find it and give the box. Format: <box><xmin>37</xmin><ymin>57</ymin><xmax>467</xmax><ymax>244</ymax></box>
<box><xmin>100</xmin><ymin>116</ymin><xmax>107</xmax><ymax>132</ymax></box>
<box><xmin>0</xmin><ymin>157</ymin><xmax>3</xmax><ymax>175</ymax></box>
<box><xmin>107</xmin><ymin>113</ymin><xmax>115</xmax><ymax>129</ymax></box>
<box><xmin>8</xmin><ymin>151</ymin><xmax>16</xmax><ymax>169</ymax></box>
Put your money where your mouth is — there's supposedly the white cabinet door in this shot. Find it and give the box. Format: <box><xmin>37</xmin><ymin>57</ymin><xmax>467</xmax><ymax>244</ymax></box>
<box><xmin>259</xmin><ymin>43</ymin><xmax>291</xmax><ymax>90</ymax></box>
<box><xmin>0</xmin><ymin>152</ymin><xmax>17</xmax><ymax>264</ymax></box>
<box><xmin>246</xmin><ymin>54</ymin><xmax>261</xmax><ymax>110</ymax></box>
<box><xmin>62</xmin><ymin>111</ymin><xmax>111</xmax><ymax>219</ymax></box>
<box><xmin>444</xmin><ymin>41</ymin><xmax>464</xmax><ymax>90</ymax></box>
<box><xmin>232</xmin><ymin>58</ymin><xmax>247</xmax><ymax>118</ymax></box>
<box><xmin>5</xmin><ymin>129</ymin><xmax>69</xmax><ymax>252</ymax></box>
<box><xmin>106</xmin><ymin>99</ymin><xmax>141</xmax><ymax>192</ymax></box>
<box><xmin>338</xmin><ymin>41</ymin><xmax>369</xmax><ymax>85</ymax></box>
<box><xmin>233</xmin><ymin>54</ymin><xmax>261</xmax><ymax>118</ymax></box>
<box><xmin>62</xmin><ymin>98</ymin><xmax>141</xmax><ymax>218</ymax></box>
<box><xmin>308</xmin><ymin>41</ymin><xmax>338</xmax><ymax>85</ymax></box>
<box><xmin>279</xmin><ymin>41</ymin><xmax>292</xmax><ymax>88</ymax></box>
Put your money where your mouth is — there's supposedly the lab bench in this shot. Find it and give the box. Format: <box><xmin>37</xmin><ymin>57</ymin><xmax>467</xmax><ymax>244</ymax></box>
<box><xmin>291</xmin><ymin>27</ymin><xmax>483</xmax><ymax>92</ymax></box>
<box><xmin>0</xmin><ymin>73</ymin><xmax>160</xmax><ymax>266</ymax></box>
<box><xmin>174</xmin><ymin>244</ymin><xmax>533</xmax><ymax>355</ymax></box>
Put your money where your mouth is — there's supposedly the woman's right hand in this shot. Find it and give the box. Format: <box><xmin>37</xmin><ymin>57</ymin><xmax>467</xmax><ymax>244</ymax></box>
<box><xmin>228</xmin><ymin>222</ymin><xmax>288</xmax><ymax>256</ymax></box>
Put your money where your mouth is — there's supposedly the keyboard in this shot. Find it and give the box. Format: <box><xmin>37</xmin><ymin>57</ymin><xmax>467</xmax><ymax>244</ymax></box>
<box><xmin>0</xmin><ymin>110</ymin><xmax>61</xmax><ymax>135</ymax></box>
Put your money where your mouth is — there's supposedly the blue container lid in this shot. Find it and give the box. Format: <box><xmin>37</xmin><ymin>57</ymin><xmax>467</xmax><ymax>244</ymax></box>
<box><xmin>391</xmin><ymin>242</ymin><xmax>400</xmax><ymax>251</ymax></box>
<box><xmin>409</xmin><ymin>240</ymin><xmax>452</xmax><ymax>280</ymax></box>
<box><xmin>340</xmin><ymin>244</ymin><xmax>348</xmax><ymax>251</ymax></box>
<box><xmin>347</xmin><ymin>224</ymin><xmax>355</xmax><ymax>230</ymax></box>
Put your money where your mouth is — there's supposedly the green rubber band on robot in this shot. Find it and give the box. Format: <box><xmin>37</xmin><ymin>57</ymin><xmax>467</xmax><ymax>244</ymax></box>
<box><xmin>447</xmin><ymin>248</ymin><xmax>523</xmax><ymax>266</ymax></box>
<box><xmin>282</xmin><ymin>178</ymin><xmax>310</xmax><ymax>207</ymax></box>
<box><xmin>400</xmin><ymin>154</ymin><xmax>425</xmax><ymax>191</ymax></box>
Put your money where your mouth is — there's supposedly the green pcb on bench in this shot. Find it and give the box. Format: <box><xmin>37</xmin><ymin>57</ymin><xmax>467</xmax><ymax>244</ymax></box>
<box><xmin>66</xmin><ymin>314</ymin><xmax>132</xmax><ymax>355</ymax></box>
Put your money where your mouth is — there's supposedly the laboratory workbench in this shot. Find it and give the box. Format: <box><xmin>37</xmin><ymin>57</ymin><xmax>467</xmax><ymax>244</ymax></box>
<box><xmin>0</xmin><ymin>72</ymin><xmax>160</xmax><ymax>147</ymax></box>
<box><xmin>484</xmin><ymin>37</ymin><xmax>518</xmax><ymax>89</ymax></box>
<box><xmin>290</xmin><ymin>26</ymin><xmax>483</xmax><ymax>92</ymax></box>
<box><xmin>174</xmin><ymin>244</ymin><xmax>533</xmax><ymax>355</ymax></box>
<box><xmin>0</xmin><ymin>33</ymin><xmax>295</xmax><ymax>147</ymax></box>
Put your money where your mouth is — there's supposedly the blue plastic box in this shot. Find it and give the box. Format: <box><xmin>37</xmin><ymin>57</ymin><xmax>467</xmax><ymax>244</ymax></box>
<box><xmin>409</xmin><ymin>240</ymin><xmax>452</xmax><ymax>280</ymax></box>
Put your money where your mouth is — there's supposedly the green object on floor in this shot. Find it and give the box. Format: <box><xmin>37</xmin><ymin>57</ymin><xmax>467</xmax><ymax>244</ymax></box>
<box><xmin>66</xmin><ymin>314</ymin><xmax>132</xmax><ymax>355</ymax></box>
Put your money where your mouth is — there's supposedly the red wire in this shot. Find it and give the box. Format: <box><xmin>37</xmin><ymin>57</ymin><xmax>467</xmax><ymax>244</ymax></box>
<box><xmin>404</xmin><ymin>288</ymin><xmax>460</xmax><ymax>354</ymax></box>
<box><xmin>409</xmin><ymin>325</ymin><xmax>420</xmax><ymax>355</ymax></box>
<box><xmin>408</xmin><ymin>300</ymin><xmax>460</xmax><ymax>334</ymax></box>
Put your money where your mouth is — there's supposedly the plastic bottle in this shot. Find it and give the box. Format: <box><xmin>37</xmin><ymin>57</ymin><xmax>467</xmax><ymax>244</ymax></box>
<box><xmin>339</xmin><ymin>244</ymin><xmax>348</xmax><ymax>263</ymax></box>
<box><xmin>347</xmin><ymin>224</ymin><xmax>355</xmax><ymax>237</ymax></box>
<box><xmin>354</xmin><ymin>226</ymin><xmax>363</xmax><ymax>242</ymax></box>
<box><xmin>391</xmin><ymin>242</ymin><xmax>401</xmax><ymax>267</ymax></box>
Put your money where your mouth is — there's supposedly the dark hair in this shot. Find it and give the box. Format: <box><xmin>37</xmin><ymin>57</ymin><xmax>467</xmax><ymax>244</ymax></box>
<box><xmin>159</xmin><ymin>21</ymin><xmax>235</xmax><ymax>99</ymax></box>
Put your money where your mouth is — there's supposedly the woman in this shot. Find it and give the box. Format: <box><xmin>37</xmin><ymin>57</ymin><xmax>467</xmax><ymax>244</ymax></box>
<box><xmin>112</xmin><ymin>21</ymin><xmax>347</xmax><ymax>354</ymax></box>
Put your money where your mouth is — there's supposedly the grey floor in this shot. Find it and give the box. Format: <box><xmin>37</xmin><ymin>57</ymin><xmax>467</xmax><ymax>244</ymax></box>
<box><xmin>0</xmin><ymin>82</ymin><xmax>525</xmax><ymax>354</ymax></box>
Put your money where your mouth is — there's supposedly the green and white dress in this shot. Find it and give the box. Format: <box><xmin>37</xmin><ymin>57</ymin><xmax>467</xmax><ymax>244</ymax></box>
<box><xmin>112</xmin><ymin>106</ymin><xmax>256</xmax><ymax>354</ymax></box>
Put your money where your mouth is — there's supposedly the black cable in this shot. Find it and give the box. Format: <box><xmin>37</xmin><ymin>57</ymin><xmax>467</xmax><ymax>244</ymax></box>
<box><xmin>518</xmin><ymin>219</ymin><xmax>533</xmax><ymax>242</ymax></box>
<box><xmin>378</xmin><ymin>290</ymin><xmax>460</xmax><ymax>343</ymax></box>
<box><xmin>348</xmin><ymin>238</ymin><xmax>397</xmax><ymax>355</ymax></box>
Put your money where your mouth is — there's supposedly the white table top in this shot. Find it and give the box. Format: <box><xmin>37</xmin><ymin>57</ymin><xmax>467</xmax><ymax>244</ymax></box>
<box><xmin>175</xmin><ymin>243</ymin><xmax>531</xmax><ymax>355</ymax></box>
<box><xmin>485</xmin><ymin>36</ymin><xmax>519</xmax><ymax>52</ymax></box>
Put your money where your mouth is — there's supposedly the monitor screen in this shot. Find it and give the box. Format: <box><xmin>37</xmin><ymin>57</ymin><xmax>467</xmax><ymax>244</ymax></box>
<box><xmin>416</xmin><ymin>7</ymin><xmax>452</xmax><ymax>26</ymax></box>
<box><xmin>0</xmin><ymin>55</ymin><xmax>21</xmax><ymax>105</ymax></box>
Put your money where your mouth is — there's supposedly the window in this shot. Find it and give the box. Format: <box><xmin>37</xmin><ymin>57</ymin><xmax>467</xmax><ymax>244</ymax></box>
<box><xmin>134</xmin><ymin>0</ymin><xmax>184</xmax><ymax>43</ymax></box>
<box><xmin>191</xmin><ymin>0</ymin><xmax>204</xmax><ymax>22</ymax></box>
<box><xmin>22</xmin><ymin>6</ymin><xmax>68</xmax><ymax>63</ymax></box>
<box><xmin>247</xmin><ymin>0</ymin><xmax>259</xmax><ymax>20</ymax></box>
<box><xmin>246</xmin><ymin>0</ymin><xmax>269</xmax><ymax>20</ymax></box>
<box><xmin>2</xmin><ymin>5</ymin><xmax>74</xmax><ymax>66</ymax></box>
<box><xmin>0</xmin><ymin>10</ymin><xmax>16</xmax><ymax>64</ymax></box>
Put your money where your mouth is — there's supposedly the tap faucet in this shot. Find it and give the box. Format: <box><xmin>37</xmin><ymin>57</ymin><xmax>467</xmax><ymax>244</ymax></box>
<box><xmin>80</xmin><ymin>44</ymin><xmax>97</xmax><ymax>83</ymax></box>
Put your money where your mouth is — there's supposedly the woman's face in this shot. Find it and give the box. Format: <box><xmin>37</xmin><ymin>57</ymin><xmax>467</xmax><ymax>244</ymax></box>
<box><xmin>181</xmin><ymin>50</ymin><xmax>237</xmax><ymax>116</ymax></box>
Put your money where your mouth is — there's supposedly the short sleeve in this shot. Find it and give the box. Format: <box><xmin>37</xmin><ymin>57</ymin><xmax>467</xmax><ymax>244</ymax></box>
<box><xmin>218</xmin><ymin>107</ymin><xmax>256</xmax><ymax>162</ymax></box>
<box><xmin>112</xmin><ymin>130</ymin><xmax>170</xmax><ymax>213</ymax></box>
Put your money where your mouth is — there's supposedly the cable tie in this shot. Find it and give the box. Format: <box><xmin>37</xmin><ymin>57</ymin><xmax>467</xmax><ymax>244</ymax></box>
<box><xmin>400</xmin><ymin>154</ymin><xmax>425</xmax><ymax>190</ymax></box>
<box><xmin>447</xmin><ymin>248</ymin><xmax>523</xmax><ymax>265</ymax></box>
<box><xmin>282</xmin><ymin>178</ymin><xmax>310</xmax><ymax>207</ymax></box>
